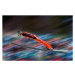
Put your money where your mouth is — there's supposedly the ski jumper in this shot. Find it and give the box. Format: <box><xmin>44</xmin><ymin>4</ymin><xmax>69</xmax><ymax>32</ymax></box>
<box><xmin>21</xmin><ymin>32</ymin><xmax>53</xmax><ymax>50</ymax></box>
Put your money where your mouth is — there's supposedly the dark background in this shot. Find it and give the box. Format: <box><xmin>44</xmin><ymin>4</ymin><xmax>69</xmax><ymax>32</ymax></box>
<box><xmin>3</xmin><ymin>15</ymin><xmax>73</xmax><ymax>36</ymax></box>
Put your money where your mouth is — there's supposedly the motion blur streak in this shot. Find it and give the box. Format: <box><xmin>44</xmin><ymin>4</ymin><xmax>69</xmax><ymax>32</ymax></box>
<box><xmin>3</xmin><ymin>16</ymin><xmax>73</xmax><ymax>61</ymax></box>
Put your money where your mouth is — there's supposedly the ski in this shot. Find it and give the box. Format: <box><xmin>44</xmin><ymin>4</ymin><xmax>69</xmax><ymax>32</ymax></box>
<box><xmin>11</xmin><ymin>42</ymin><xmax>68</xmax><ymax>53</ymax></box>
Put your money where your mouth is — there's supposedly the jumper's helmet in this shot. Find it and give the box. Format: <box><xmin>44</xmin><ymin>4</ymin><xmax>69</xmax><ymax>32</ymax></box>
<box><xmin>17</xmin><ymin>30</ymin><xmax>22</xmax><ymax>36</ymax></box>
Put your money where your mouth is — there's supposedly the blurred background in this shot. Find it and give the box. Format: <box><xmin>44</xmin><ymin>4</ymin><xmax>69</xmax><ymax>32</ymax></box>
<box><xmin>3</xmin><ymin>15</ymin><xmax>73</xmax><ymax>61</ymax></box>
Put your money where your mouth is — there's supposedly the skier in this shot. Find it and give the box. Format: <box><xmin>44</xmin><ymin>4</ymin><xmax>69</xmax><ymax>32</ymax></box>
<box><xmin>18</xmin><ymin>31</ymin><xmax>53</xmax><ymax>50</ymax></box>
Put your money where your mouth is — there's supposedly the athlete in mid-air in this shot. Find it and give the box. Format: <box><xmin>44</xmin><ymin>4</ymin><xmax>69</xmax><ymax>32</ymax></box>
<box><xmin>18</xmin><ymin>31</ymin><xmax>53</xmax><ymax>50</ymax></box>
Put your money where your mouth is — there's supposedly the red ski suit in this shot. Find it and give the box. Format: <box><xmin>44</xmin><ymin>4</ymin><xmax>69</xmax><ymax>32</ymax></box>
<box><xmin>21</xmin><ymin>32</ymin><xmax>53</xmax><ymax>49</ymax></box>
